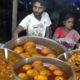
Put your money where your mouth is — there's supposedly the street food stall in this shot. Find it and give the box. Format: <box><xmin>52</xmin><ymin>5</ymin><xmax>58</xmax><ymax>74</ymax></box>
<box><xmin>0</xmin><ymin>0</ymin><xmax>80</xmax><ymax>80</ymax></box>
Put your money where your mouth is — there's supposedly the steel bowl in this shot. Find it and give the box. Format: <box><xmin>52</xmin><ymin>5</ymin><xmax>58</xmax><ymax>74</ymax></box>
<box><xmin>58</xmin><ymin>49</ymin><xmax>80</xmax><ymax>80</ymax></box>
<box><xmin>12</xmin><ymin>56</ymin><xmax>74</xmax><ymax>80</ymax></box>
<box><xmin>58</xmin><ymin>49</ymin><xmax>80</xmax><ymax>61</ymax></box>
<box><xmin>4</xmin><ymin>36</ymin><xmax>67</xmax><ymax>55</ymax></box>
<box><xmin>0</xmin><ymin>48</ymin><xmax>22</xmax><ymax>59</ymax></box>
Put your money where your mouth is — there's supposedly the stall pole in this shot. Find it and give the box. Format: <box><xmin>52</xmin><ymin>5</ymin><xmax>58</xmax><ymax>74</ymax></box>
<box><xmin>12</xmin><ymin>0</ymin><xmax>18</xmax><ymax>32</ymax></box>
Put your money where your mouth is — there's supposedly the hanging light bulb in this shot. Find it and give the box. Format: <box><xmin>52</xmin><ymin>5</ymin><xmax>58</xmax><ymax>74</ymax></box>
<box><xmin>76</xmin><ymin>7</ymin><xmax>80</xmax><ymax>11</ymax></box>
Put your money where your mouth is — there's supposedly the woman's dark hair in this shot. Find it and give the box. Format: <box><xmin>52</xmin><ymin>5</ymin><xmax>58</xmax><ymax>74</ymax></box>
<box><xmin>59</xmin><ymin>13</ymin><xmax>75</xmax><ymax>26</ymax></box>
<box><xmin>32</xmin><ymin>0</ymin><xmax>47</xmax><ymax>8</ymax></box>
<box><xmin>62</xmin><ymin>13</ymin><xmax>75</xmax><ymax>22</ymax></box>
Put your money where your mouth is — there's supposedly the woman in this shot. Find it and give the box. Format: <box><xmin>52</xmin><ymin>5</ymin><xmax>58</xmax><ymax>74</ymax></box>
<box><xmin>53</xmin><ymin>14</ymin><xmax>80</xmax><ymax>47</ymax></box>
<box><xmin>12</xmin><ymin>0</ymin><xmax>52</xmax><ymax>39</ymax></box>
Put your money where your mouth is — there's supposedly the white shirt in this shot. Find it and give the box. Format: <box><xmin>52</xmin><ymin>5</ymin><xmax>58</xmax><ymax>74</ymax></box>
<box><xmin>19</xmin><ymin>12</ymin><xmax>52</xmax><ymax>37</ymax></box>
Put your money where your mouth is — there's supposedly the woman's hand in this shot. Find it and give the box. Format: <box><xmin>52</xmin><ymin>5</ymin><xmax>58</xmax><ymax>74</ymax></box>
<box><xmin>55</xmin><ymin>38</ymin><xmax>76</xmax><ymax>49</ymax></box>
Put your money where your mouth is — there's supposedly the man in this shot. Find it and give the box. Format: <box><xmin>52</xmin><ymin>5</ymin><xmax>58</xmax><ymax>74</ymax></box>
<box><xmin>12</xmin><ymin>0</ymin><xmax>52</xmax><ymax>39</ymax></box>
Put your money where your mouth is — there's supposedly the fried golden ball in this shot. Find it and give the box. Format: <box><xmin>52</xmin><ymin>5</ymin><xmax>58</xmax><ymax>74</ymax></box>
<box><xmin>27</xmin><ymin>69</ymin><xmax>34</xmax><ymax>76</ymax></box>
<box><xmin>20</xmin><ymin>52</ymin><xmax>30</xmax><ymax>58</ymax></box>
<box><xmin>32</xmin><ymin>69</ymin><xmax>39</xmax><ymax>76</ymax></box>
<box><xmin>25</xmin><ymin>69</ymin><xmax>39</xmax><ymax>77</ymax></box>
<box><xmin>47</xmin><ymin>53</ymin><xmax>56</xmax><ymax>58</ymax></box>
<box><xmin>40</xmin><ymin>69</ymin><xmax>47</xmax><ymax>76</ymax></box>
<box><xmin>31</xmin><ymin>53</ymin><xmax>41</xmax><ymax>57</ymax></box>
<box><xmin>22</xmin><ymin>64</ymin><xmax>32</xmax><ymax>71</ymax></box>
<box><xmin>40</xmin><ymin>69</ymin><xmax>51</xmax><ymax>76</ymax></box>
<box><xmin>17</xmin><ymin>73</ymin><xmax>26</xmax><ymax>79</ymax></box>
<box><xmin>32</xmin><ymin>60</ymin><xmax>43</xmax><ymax>66</ymax></box>
<box><xmin>13</xmin><ymin>46</ymin><xmax>24</xmax><ymax>53</ymax></box>
<box><xmin>53</xmin><ymin>70</ymin><xmax>63</xmax><ymax>76</ymax></box>
<box><xmin>40</xmin><ymin>67</ymin><xmax>46</xmax><ymax>71</ymax></box>
<box><xmin>27</xmin><ymin>48</ymin><xmax>38</xmax><ymax>55</ymax></box>
<box><xmin>54</xmin><ymin>76</ymin><xmax>64</xmax><ymax>80</ymax></box>
<box><xmin>48</xmin><ymin>65</ymin><xmax>56</xmax><ymax>71</ymax></box>
<box><xmin>32</xmin><ymin>60</ymin><xmax>43</xmax><ymax>70</ymax></box>
<box><xmin>24</xmin><ymin>41</ymin><xmax>36</xmax><ymax>50</ymax></box>
<box><xmin>34</xmin><ymin>75</ymin><xmax>48</xmax><ymax>80</ymax></box>
<box><xmin>41</xmin><ymin>48</ymin><xmax>49</xmax><ymax>55</ymax></box>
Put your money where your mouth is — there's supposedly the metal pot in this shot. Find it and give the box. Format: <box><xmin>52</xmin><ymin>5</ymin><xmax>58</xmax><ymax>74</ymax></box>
<box><xmin>58</xmin><ymin>49</ymin><xmax>80</xmax><ymax>61</ymax></box>
<box><xmin>12</xmin><ymin>56</ymin><xmax>74</xmax><ymax>80</ymax></box>
<box><xmin>4</xmin><ymin>36</ymin><xmax>67</xmax><ymax>55</ymax></box>
<box><xmin>0</xmin><ymin>48</ymin><xmax>22</xmax><ymax>59</ymax></box>
<box><xmin>58</xmin><ymin>49</ymin><xmax>80</xmax><ymax>80</ymax></box>
<box><xmin>0</xmin><ymin>48</ymin><xmax>22</xmax><ymax>80</ymax></box>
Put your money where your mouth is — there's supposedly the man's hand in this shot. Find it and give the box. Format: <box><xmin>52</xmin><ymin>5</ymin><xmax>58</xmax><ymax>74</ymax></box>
<box><xmin>12</xmin><ymin>25</ymin><xmax>24</xmax><ymax>39</ymax></box>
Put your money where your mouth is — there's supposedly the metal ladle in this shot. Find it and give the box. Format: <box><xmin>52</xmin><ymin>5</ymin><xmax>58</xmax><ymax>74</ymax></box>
<box><xmin>4</xmin><ymin>48</ymin><xmax>8</xmax><ymax>59</ymax></box>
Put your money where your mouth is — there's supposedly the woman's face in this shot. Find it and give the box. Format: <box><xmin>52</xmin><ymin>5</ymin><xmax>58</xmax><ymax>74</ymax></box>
<box><xmin>33</xmin><ymin>2</ymin><xmax>45</xmax><ymax>17</ymax></box>
<box><xmin>63</xmin><ymin>18</ymin><xmax>74</xmax><ymax>30</ymax></box>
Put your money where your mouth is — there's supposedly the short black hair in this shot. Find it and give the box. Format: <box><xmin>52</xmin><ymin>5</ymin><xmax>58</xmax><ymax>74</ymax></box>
<box><xmin>32</xmin><ymin>0</ymin><xmax>47</xmax><ymax>8</ymax></box>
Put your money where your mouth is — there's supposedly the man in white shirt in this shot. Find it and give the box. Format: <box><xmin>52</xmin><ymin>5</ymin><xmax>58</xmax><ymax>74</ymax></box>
<box><xmin>12</xmin><ymin>0</ymin><xmax>52</xmax><ymax>39</ymax></box>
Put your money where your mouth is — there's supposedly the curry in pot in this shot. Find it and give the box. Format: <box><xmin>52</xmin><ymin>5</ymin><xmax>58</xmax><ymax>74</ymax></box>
<box><xmin>0</xmin><ymin>50</ymin><xmax>21</xmax><ymax>80</ymax></box>
<box><xmin>67</xmin><ymin>51</ymin><xmax>80</xmax><ymax>80</ymax></box>
<box><xmin>16</xmin><ymin>60</ymin><xmax>68</xmax><ymax>80</ymax></box>
<box><xmin>13</xmin><ymin>41</ymin><xmax>57</xmax><ymax>58</ymax></box>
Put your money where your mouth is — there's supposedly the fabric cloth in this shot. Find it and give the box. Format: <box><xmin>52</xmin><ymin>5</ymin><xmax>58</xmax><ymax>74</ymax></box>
<box><xmin>19</xmin><ymin>12</ymin><xmax>52</xmax><ymax>37</ymax></box>
<box><xmin>65</xmin><ymin>29</ymin><xmax>80</xmax><ymax>42</ymax></box>
<box><xmin>54</xmin><ymin>27</ymin><xmax>66</xmax><ymax>38</ymax></box>
<box><xmin>54</xmin><ymin>27</ymin><xmax>80</xmax><ymax>42</ymax></box>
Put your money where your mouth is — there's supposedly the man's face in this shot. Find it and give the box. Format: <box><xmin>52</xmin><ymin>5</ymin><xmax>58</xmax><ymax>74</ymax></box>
<box><xmin>33</xmin><ymin>2</ymin><xmax>45</xmax><ymax>17</ymax></box>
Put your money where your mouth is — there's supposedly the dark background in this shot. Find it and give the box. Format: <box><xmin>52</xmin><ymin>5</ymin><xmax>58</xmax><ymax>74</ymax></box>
<box><xmin>0</xmin><ymin>0</ymin><xmax>80</xmax><ymax>43</ymax></box>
